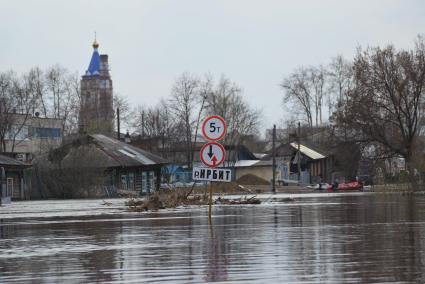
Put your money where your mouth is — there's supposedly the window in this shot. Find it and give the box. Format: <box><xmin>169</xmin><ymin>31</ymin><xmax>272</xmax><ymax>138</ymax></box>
<box><xmin>101</xmin><ymin>80</ymin><xmax>109</xmax><ymax>89</ymax></box>
<box><xmin>32</xmin><ymin>127</ymin><xmax>61</xmax><ymax>139</ymax></box>
<box><xmin>142</xmin><ymin>172</ymin><xmax>148</xmax><ymax>193</ymax></box>
<box><xmin>7</xmin><ymin>178</ymin><xmax>13</xmax><ymax>197</ymax></box>
<box><xmin>6</xmin><ymin>126</ymin><xmax>28</xmax><ymax>141</ymax></box>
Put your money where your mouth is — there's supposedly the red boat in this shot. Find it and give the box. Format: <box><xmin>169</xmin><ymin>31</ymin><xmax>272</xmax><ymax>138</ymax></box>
<box><xmin>327</xmin><ymin>181</ymin><xmax>363</xmax><ymax>192</ymax></box>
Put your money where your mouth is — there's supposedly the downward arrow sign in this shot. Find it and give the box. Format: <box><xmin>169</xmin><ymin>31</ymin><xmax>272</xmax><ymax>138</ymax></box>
<box><xmin>200</xmin><ymin>141</ymin><xmax>225</xmax><ymax>168</ymax></box>
<box><xmin>207</xmin><ymin>145</ymin><xmax>214</xmax><ymax>159</ymax></box>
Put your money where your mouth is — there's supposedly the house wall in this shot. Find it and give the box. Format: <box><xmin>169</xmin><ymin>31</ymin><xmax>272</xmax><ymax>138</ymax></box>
<box><xmin>5</xmin><ymin>170</ymin><xmax>23</xmax><ymax>200</ymax></box>
<box><xmin>4</xmin><ymin>116</ymin><xmax>63</xmax><ymax>161</ymax></box>
<box><xmin>309</xmin><ymin>158</ymin><xmax>333</xmax><ymax>183</ymax></box>
<box><xmin>107</xmin><ymin>166</ymin><xmax>162</xmax><ymax>194</ymax></box>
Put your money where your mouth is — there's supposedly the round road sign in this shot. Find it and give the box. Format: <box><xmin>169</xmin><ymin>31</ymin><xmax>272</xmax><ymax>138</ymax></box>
<box><xmin>200</xmin><ymin>142</ymin><xmax>226</xmax><ymax>168</ymax></box>
<box><xmin>201</xmin><ymin>115</ymin><xmax>227</xmax><ymax>141</ymax></box>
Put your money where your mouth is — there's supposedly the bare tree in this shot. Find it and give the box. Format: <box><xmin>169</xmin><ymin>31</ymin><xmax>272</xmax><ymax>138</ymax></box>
<box><xmin>168</xmin><ymin>73</ymin><xmax>200</xmax><ymax>168</ymax></box>
<box><xmin>33</xmin><ymin>141</ymin><xmax>107</xmax><ymax>198</ymax></box>
<box><xmin>281</xmin><ymin>67</ymin><xmax>314</xmax><ymax>127</ymax></box>
<box><xmin>328</xmin><ymin>55</ymin><xmax>353</xmax><ymax>112</ymax></box>
<box><xmin>131</xmin><ymin>73</ymin><xmax>262</xmax><ymax>166</ymax></box>
<box><xmin>281</xmin><ymin>66</ymin><xmax>329</xmax><ymax>127</ymax></box>
<box><xmin>205</xmin><ymin>75</ymin><xmax>261</xmax><ymax>165</ymax></box>
<box><xmin>0</xmin><ymin>71</ymin><xmax>17</xmax><ymax>152</ymax></box>
<box><xmin>310</xmin><ymin>66</ymin><xmax>327</xmax><ymax>126</ymax></box>
<box><xmin>192</xmin><ymin>74</ymin><xmax>213</xmax><ymax>153</ymax></box>
<box><xmin>0</xmin><ymin>70</ymin><xmax>38</xmax><ymax>153</ymax></box>
<box><xmin>44</xmin><ymin>65</ymin><xmax>81</xmax><ymax>135</ymax></box>
<box><xmin>26</xmin><ymin>67</ymin><xmax>48</xmax><ymax>117</ymax></box>
<box><xmin>64</xmin><ymin>72</ymin><xmax>81</xmax><ymax>135</ymax></box>
<box><xmin>132</xmin><ymin>98</ymin><xmax>181</xmax><ymax>161</ymax></box>
<box><xmin>335</xmin><ymin>38</ymin><xmax>425</xmax><ymax>182</ymax></box>
<box><xmin>113</xmin><ymin>93</ymin><xmax>132</xmax><ymax>131</ymax></box>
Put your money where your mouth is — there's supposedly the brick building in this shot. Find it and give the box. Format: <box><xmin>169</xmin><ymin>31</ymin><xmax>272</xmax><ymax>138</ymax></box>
<box><xmin>79</xmin><ymin>39</ymin><xmax>114</xmax><ymax>134</ymax></box>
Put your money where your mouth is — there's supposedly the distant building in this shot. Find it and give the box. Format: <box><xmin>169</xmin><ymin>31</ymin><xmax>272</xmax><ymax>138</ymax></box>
<box><xmin>265</xmin><ymin>141</ymin><xmax>330</xmax><ymax>185</ymax></box>
<box><xmin>79</xmin><ymin>39</ymin><xmax>114</xmax><ymax>134</ymax></box>
<box><xmin>4</xmin><ymin>114</ymin><xmax>63</xmax><ymax>162</ymax></box>
<box><xmin>233</xmin><ymin>160</ymin><xmax>274</xmax><ymax>183</ymax></box>
<box><xmin>41</xmin><ymin>134</ymin><xmax>167</xmax><ymax>197</ymax></box>
<box><xmin>0</xmin><ymin>154</ymin><xmax>30</xmax><ymax>201</ymax></box>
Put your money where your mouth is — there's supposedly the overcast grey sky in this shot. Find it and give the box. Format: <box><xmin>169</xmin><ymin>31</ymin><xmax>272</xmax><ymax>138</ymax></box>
<box><xmin>1</xmin><ymin>0</ymin><xmax>424</xmax><ymax>131</ymax></box>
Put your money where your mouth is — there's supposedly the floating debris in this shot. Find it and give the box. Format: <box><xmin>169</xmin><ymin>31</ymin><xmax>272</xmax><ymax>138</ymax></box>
<box><xmin>214</xmin><ymin>196</ymin><xmax>261</xmax><ymax>205</ymax></box>
<box><xmin>281</xmin><ymin>197</ymin><xmax>295</xmax><ymax>202</ymax></box>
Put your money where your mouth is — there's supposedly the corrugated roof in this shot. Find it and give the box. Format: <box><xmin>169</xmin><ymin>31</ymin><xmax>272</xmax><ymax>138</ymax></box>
<box><xmin>91</xmin><ymin>134</ymin><xmax>167</xmax><ymax>167</ymax></box>
<box><xmin>290</xmin><ymin>142</ymin><xmax>326</xmax><ymax>160</ymax></box>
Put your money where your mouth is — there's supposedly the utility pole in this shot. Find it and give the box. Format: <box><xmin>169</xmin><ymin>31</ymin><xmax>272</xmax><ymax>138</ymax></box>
<box><xmin>297</xmin><ymin>122</ymin><xmax>301</xmax><ymax>184</ymax></box>
<box><xmin>117</xmin><ymin>108</ymin><xmax>121</xmax><ymax>140</ymax></box>
<box><xmin>272</xmin><ymin>124</ymin><xmax>276</xmax><ymax>193</ymax></box>
<box><xmin>141</xmin><ymin>110</ymin><xmax>145</xmax><ymax>139</ymax></box>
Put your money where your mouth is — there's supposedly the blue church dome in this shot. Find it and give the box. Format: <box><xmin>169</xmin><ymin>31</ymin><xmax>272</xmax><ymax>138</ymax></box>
<box><xmin>85</xmin><ymin>40</ymin><xmax>100</xmax><ymax>76</ymax></box>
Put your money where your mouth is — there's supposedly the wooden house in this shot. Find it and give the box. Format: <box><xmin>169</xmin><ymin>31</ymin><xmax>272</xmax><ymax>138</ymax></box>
<box><xmin>44</xmin><ymin>134</ymin><xmax>167</xmax><ymax>197</ymax></box>
<box><xmin>266</xmin><ymin>142</ymin><xmax>331</xmax><ymax>185</ymax></box>
<box><xmin>0</xmin><ymin>155</ymin><xmax>29</xmax><ymax>202</ymax></box>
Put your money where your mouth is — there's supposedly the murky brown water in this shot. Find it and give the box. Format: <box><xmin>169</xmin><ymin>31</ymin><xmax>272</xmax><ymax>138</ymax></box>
<box><xmin>1</xmin><ymin>194</ymin><xmax>425</xmax><ymax>283</ymax></box>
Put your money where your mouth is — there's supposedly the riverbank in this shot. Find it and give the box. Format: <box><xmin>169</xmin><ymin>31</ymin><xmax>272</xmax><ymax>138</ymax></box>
<box><xmin>2</xmin><ymin>189</ymin><xmax>424</xmax><ymax>219</ymax></box>
<box><xmin>0</xmin><ymin>191</ymin><xmax>373</xmax><ymax>219</ymax></box>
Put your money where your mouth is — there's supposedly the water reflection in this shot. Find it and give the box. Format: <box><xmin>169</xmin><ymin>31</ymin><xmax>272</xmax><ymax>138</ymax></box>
<box><xmin>0</xmin><ymin>195</ymin><xmax>425</xmax><ymax>283</ymax></box>
<box><xmin>203</xmin><ymin>224</ymin><xmax>228</xmax><ymax>282</ymax></box>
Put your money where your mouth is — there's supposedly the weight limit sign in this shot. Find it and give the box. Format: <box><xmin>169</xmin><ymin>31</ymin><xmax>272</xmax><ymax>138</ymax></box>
<box><xmin>201</xmin><ymin>115</ymin><xmax>227</xmax><ymax>142</ymax></box>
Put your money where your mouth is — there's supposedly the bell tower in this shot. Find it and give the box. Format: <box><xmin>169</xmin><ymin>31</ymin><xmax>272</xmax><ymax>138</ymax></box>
<box><xmin>79</xmin><ymin>38</ymin><xmax>114</xmax><ymax>133</ymax></box>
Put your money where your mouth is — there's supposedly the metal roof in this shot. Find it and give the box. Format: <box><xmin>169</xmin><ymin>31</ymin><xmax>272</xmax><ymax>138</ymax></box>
<box><xmin>290</xmin><ymin>142</ymin><xmax>326</xmax><ymax>160</ymax></box>
<box><xmin>234</xmin><ymin>160</ymin><xmax>273</xmax><ymax>167</ymax></box>
<box><xmin>234</xmin><ymin>160</ymin><xmax>259</xmax><ymax>167</ymax></box>
<box><xmin>0</xmin><ymin>155</ymin><xmax>28</xmax><ymax>167</ymax></box>
<box><xmin>91</xmin><ymin>134</ymin><xmax>167</xmax><ymax>167</ymax></box>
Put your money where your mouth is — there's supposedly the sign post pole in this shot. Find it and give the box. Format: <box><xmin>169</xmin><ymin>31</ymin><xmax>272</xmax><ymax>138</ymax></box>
<box><xmin>208</xmin><ymin>184</ymin><xmax>213</xmax><ymax>223</ymax></box>
<box><xmin>194</xmin><ymin>115</ymin><xmax>229</xmax><ymax>224</ymax></box>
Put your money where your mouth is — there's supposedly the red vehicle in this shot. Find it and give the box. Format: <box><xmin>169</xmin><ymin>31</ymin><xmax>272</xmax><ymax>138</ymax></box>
<box><xmin>327</xmin><ymin>181</ymin><xmax>363</xmax><ymax>192</ymax></box>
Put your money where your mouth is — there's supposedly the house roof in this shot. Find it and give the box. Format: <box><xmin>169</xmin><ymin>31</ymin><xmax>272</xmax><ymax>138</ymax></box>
<box><xmin>91</xmin><ymin>134</ymin><xmax>167</xmax><ymax>167</ymax></box>
<box><xmin>253</xmin><ymin>153</ymin><xmax>268</xmax><ymax>159</ymax></box>
<box><xmin>289</xmin><ymin>142</ymin><xmax>326</xmax><ymax>160</ymax></box>
<box><xmin>0</xmin><ymin>155</ymin><xmax>28</xmax><ymax>167</ymax></box>
<box><xmin>234</xmin><ymin>159</ymin><xmax>273</xmax><ymax>168</ymax></box>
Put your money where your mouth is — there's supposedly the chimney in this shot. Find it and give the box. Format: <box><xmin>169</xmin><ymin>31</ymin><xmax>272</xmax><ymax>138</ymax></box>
<box><xmin>99</xmin><ymin>54</ymin><xmax>109</xmax><ymax>76</ymax></box>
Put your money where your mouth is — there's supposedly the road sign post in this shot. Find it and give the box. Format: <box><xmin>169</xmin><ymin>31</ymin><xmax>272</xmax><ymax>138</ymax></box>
<box><xmin>194</xmin><ymin>115</ymin><xmax>230</xmax><ymax>224</ymax></box>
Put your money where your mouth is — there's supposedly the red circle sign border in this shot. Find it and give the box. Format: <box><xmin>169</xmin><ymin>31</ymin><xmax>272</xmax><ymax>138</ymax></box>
<box><xmin>201</xmin><ymin>115</ymin><xmax>227</xmax><ymax>142</ymax></box>
<box><xmin>200</xmin><ymin>142</ymin><xmax>226</xmax><ymax>168</ymax></box>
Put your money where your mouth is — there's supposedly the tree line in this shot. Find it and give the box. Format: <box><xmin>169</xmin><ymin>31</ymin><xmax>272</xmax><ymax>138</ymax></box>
<box><xmin>131</xmin><ymin>73</ymin><xmax>261</xmax><ymax>168</ymax></box>
<box><xmin>281</xmin><ymin>55</ymin><xmax>352</xmax><ymax>128</ymax></box>
<box><xmin>3</xmin><ymin>35</ymin><xmax>424</xmax><ymax>182</ymax></box>
<box><xmin>282</xmin><ymin>35</ymin><xmax>425</xmax><ymax>183</ymax></box>
<box><xmin>0</xmin><ymin>66</ymin><xmax>262</xmax><ymax>169</ymax></box>
<box><xmin>0</xmin><ymin>66</ymin><xmax>80</xmax><ymax>152</ymax></box>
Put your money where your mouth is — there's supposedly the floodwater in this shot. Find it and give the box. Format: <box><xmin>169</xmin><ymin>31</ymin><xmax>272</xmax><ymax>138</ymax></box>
<box><xmin>1</xmin><ymin>193</ymin><xmax>425</xmax><ymax>283</ymax></box>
